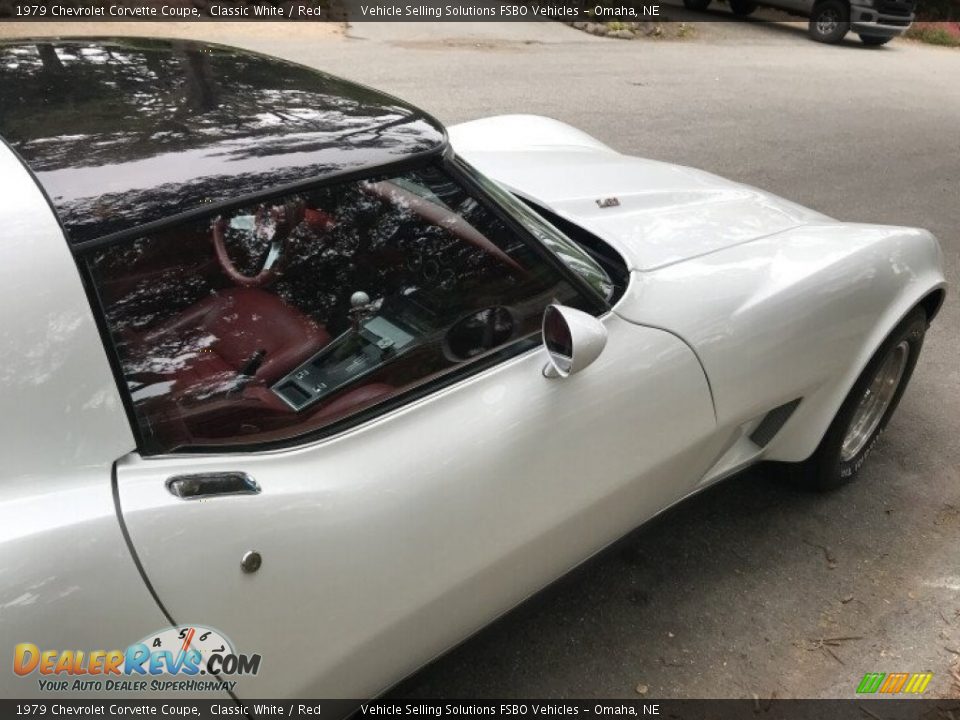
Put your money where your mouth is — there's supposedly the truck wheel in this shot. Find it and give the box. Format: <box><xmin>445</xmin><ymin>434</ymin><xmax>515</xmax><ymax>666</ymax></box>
<box><xmin>783</xmin><ymin>307</ymin><xmax>926</xmax><ymax>492</ymax></box>
<box><xmin>683</xmin><ymin>0</ymin><xmax>712</xmax><ymax>10</ymax></box>
<box><xmin>730</xmin><ymin>0</ymin><xmax>758</xmax><ymax>14</ymax></box>
<box><xmin>808</xmin><ymin>0</ymin><xmax>850</xmax><ymax>43</ymax></box>
<box><xmin>860</xmin><ymin>34</ymin><xmax>893</xmax><ymax>46</ymax></box>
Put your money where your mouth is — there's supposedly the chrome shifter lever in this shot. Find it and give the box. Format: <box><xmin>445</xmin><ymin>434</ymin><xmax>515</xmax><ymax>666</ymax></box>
<box><xmin>349</xmin><ymin>290</ymin><xmax>375</xmax><ymax>331</ymax></box>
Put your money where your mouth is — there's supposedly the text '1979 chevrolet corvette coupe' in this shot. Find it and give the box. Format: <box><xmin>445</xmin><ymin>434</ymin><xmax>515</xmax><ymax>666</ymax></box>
<box><xmin>0</xmin><ymin>38</ymin><xmax>946</xmax><ymax>700</ymax></box>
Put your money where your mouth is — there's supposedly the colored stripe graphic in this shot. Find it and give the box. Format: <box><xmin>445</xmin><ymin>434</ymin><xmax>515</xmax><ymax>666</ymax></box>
<box><xmin>880</xmin><ymin>672</ymin><xmax>909</xmax><ymax>693</ymax></box>
<box><xmin>859</xmin><ymin>672</ymin><xmax>932</xmax><ymax>694</ymax></box>
<box><xmin>857</xmin><ymin>673</ymin><xmax>885</xmax><ymax>693</ymax></box>
<box><xmin>904</xmin><ymin>673</ymin><xmax>933</xmax><ymax>694</ymax></box>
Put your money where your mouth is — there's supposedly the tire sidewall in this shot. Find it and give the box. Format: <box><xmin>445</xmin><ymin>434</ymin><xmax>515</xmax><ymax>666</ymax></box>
<box><xmin>818</xmin><ymin>310</ymin><xmax>926</xmax><ymax>489</ymax></box>
<box><xmin>809</xmin><ymin>0</ymin><xmax>851</xmax><ymax>43</ymax></box>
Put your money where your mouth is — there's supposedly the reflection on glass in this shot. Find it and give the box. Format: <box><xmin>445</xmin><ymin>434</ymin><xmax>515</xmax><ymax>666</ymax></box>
<box><xmin>86</xmin><ymin>164</ymin><xmax>587</xmax><ymax>453</ymax></box>
<box><xmin>456</xmin><ymin>158</ymin><xmax>615</xmax><ymax>301</ymax></box>
<box><xmin>0</xmin><ymin>39</ymin><xmax>445</xmax><ymax>242</ymax></box>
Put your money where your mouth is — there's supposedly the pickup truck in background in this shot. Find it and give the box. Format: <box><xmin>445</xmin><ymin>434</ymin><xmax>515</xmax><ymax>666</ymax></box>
<box><xmin>683</xmin><ymin>0</ymin><xmax>916</xmax><ymax>44</ymax></box>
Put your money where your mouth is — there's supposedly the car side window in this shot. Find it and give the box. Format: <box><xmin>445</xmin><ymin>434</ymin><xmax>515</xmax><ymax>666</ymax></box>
<box><xmin>84</xmin><ymin>164</ymin><xmax>589</xmax><ymax>454</ymax></box>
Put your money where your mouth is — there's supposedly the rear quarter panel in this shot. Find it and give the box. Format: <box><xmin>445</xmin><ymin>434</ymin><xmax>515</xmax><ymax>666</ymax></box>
<box><xmin>0</xmin><ymin>144</ymin><xmax>174</xmax><ymax>697</ymax></box>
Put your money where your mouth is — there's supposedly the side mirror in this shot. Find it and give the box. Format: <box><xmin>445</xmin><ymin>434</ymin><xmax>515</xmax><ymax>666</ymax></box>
<box><xmin>542</xmin><ymin>304</ymin><xmax>607</xmax><ymax>378</ymax></box>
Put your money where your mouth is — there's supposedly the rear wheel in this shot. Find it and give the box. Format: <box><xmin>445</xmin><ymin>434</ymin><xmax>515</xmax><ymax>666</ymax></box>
<box><xmin>809</xmin><ymin>0</ymin><xmax>850</xmax><ymax>43</ymax></box>
<box><xmin>860</xmin><ymin>34</ymin><xmax>893</xmax><ymax>46</ymax></box>
<box><xmin>730</xmin><ymin>0</ymin><xmax>758</xmax><ymax>15</ymax></box>
<box><xmin>786</xmin><ymin>307</ymin><xmax>926</xmax><ymax>491</ymax></box>
<box><xmin>683</xmin><ymin>0</ymin><xmax>712</xmax><ymax>10</ymax></box>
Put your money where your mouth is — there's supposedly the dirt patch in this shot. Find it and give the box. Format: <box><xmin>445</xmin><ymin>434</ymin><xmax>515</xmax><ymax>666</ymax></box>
<box><xmin>567</xmin><ymin>20</ymin><xmax>695</xmax><ymax>40</ymax></box>
<box><xmin>934</xmin><ymin>503</ymin><xmax>960</xmax><ymax>527</ymax></box>
<box><xmin>391</xmin><ymin>38</ymin><xmax>545</xmax><ymax>51</ymax></box>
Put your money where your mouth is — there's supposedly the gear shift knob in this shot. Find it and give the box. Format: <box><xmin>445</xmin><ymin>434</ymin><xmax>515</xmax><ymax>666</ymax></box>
<box><xmin>350</xmin><ymin>291</ymin><xmax>371</xmax><ymax>308</ymax></box>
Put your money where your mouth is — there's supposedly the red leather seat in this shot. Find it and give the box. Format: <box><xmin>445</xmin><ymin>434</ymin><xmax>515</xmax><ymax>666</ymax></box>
<box><xmin>127</xmin><ymin>287</ymin><xmax>397</xmax><ymax>450</ymax></box>
<box><xmin>136</xmin><ymin>287</ymin><xmax>331</xmax><ymax>399</ymax></box>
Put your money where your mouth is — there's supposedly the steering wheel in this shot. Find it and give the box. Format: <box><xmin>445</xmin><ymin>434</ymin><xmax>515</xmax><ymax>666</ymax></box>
<box><xmin>212</xmin><ymin>201</ymin><xmax>303</xmax><ymax>288</ymax></box>
<box><xmin>361</xmin><ymin>181</ymin><xmax>526</xmax><ymax>276</ymax></box>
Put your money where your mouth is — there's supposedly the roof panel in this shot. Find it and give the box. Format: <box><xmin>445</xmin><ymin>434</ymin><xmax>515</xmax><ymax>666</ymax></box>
<box><xmin>0</xmin><ymin>38</ymin><xmax>446</xmax><ymax>244</ymax></box>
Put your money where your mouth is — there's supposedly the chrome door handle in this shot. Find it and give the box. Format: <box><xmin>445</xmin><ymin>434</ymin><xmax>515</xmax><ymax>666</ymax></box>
<box><xmin>166</xmin><ymin>472</ymin><xmax>260</xmax><ymax>500</ymax></box>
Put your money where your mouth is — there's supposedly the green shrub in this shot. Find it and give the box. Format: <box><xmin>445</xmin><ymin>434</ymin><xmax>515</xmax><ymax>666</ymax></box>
<box><xmin>906</xmin><ymin>22</ymin><xmax>960</xmax><ymax>46</ymax></box>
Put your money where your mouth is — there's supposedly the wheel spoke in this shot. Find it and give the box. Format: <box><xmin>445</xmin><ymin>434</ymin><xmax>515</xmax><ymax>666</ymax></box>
<box><xmin>840</xmin><ymin>341</ymin><xmax>910</xmax><ymax>462</ymax></box>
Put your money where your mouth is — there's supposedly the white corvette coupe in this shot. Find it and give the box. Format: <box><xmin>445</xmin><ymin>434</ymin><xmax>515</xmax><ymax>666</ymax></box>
<box><xmin>0</xmin><ymin>38</ymin><xmax>946</xmax><ymax>700</ymax></box>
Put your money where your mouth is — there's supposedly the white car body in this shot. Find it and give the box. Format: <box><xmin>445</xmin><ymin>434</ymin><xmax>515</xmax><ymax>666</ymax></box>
<box><xmin>450</xmin><ymin>115</ymin><xmax>946</xmax><ymax>466</ymax></box>
<box><xmin>0</xmin><ymin>49</ymin><xmax>945</xmax><ymax>701</ymax></box>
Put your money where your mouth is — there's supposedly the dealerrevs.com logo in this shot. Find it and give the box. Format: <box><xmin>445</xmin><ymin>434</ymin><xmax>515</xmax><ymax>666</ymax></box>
<box><xmin>13</xmin><ymin>625</ymin><xmax>261</xmax><ymax>693</ymax></box>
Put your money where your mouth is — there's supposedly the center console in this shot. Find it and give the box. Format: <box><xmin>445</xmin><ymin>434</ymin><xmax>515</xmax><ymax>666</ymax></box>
<box><xmin>271</xmin><ymin>291</ymin><xmax>436</xmax><ymax>412</ymax></box>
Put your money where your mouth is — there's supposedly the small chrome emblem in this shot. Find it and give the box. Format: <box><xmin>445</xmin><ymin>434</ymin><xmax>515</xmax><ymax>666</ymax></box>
<box><xmin>596</xmin><ymin>197</ymin><xmax>620</xmax><ymax>209</ymax></box>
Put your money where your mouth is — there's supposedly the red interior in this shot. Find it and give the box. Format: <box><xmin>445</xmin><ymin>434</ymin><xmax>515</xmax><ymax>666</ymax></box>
<box><xmin>133</xmin><ymin>287</ymin><xmax>331</xmax><ymax>389</ymax></box>
<box><xmin>99</xmin><ymin>181</ymin><xmax>529</xmax><ymax>451</ymax></box>
<box><xmin>125</xmin><ymin>283</ymin><xmax>398</xmax><ymax>448</ymax></box>
<box><xmin>104</xmin><ymin>214</ymin><xmax>400</xmax><ymax>450</ymax></box>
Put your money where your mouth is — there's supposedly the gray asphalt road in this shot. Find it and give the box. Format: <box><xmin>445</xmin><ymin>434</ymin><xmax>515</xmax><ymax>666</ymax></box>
<box><xmin>14</xmin><ymin>19</ymin><xmax>960</xmax><ymax>699</ymax></box>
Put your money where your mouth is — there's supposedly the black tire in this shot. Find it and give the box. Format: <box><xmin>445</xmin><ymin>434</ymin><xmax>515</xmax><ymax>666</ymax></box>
<box><xmin>730</xmin><ymin>0</ymin><xmax>758</xmax><ymax>15</ymax></box>
<box><xmin>786</xmin><ymin>307</ymin><xmax>927</xmax><ymax>492</ymax></box>
<box><xmin>808</xmin><ymin>0</ymin><xmax>850</xmax><ymax>43</ymax></box>
<box><xmin>860</xmin><ymin>34</ymin><xmax>893</xmax><ymax>46</ymax></box>
<box><xmin>683</xmin><ymin>0</ymin><xmax>712</xmax><ymax>10</ymax></box>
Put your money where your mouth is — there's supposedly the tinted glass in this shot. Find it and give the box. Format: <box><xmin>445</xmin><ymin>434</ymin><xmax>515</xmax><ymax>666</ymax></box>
<box><xmin>455</xmin><ymin>157</ymin><xmax>615</xmax><ymax>302</ymax></box>
<box><xmin>0</xmin><ymin>39</ymin><xmax>444</xmax><ymax>244</ymax></box>
<box><xmin>85</xmin><ymin>164</ymin><xmax>587</xmax><ymax>453</ymax></box>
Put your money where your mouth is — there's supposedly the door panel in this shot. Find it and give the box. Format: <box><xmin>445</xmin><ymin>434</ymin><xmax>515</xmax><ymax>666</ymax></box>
<box><xmin>116</xmin><ymin>314</ymin><xmax>719</xmax><ymax>697</ymax></box>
